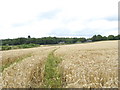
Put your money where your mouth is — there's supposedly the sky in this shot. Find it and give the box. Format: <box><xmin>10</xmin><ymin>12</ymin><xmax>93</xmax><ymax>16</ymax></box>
<box><xmin>0</xmin><ymin>0</ymin><xmax>119</xmax><ymax>39</ymax></box>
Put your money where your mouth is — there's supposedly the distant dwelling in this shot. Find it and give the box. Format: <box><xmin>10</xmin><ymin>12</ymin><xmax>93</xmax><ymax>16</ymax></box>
<box><xmin>86</xmin><ymin>40</ymin><xmax>92</xmax><ymax>42</ymax></box>
<box><xmin>58</xmin><ymin>41</ymin><xmax>65</xmax><ymax>44</ymax></box>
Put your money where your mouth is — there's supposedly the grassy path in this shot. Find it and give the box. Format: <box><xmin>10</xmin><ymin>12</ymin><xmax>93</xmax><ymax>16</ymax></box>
<box><xmin>44</xmin><ymin>48</ymin><xmax>62</xmax><ymax>88</ymax></box>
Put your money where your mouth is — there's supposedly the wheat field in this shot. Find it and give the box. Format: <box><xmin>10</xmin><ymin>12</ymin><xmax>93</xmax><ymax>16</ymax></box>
<box><xmin>55</xmin><ymin>40</ymin><xmax>118</xmax><ymax>88</ymax></box>
<box><xmin>0</xmin><ymin>40</ymin><xmax>118</xmax><ymax>88</ymax></box>
<box><xmin>1</xmin><ymin>46</ymin><xmax>58</xmax><ymax>88</ymax></box>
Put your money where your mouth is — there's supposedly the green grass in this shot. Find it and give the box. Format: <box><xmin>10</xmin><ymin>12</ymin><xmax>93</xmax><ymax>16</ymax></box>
<box><xmin>44</xmin><ymin>48</ymin><xmax>62</xmax><ymax>88</ymax></box>
<box><xmin>1</xmin><ymin>44</ymin><xmax>40</xmax><ymax>51</ymax></box>
<box><xmin>0</xmin><ymin>54</ymin><xmax>32</xmax><ymax>72</ymax></box>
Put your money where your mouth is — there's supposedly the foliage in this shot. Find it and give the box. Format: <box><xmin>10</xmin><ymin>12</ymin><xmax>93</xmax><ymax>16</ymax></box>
<box><xmin>28</xmin><ymin>35</ymin><xmax>31</xmax><ymax>38</ymax></box>
<box><xmin>107</xmin><ymin>35</ymin><xmax>115</xmax><ymax>40</ymax></box>
<box><xmin>1</xmin><ymin>35</ymin><xmax>120</xmax><ymax>47</ymax></box>
<box><xmin>91</xmin><ymin>34</ymin><xmax>120</xmax><ymax>42</ymax></box>
<box><xmin>1</xmin><ymin>44</ymin><xmax>39</xmax><ymax>50</ymax></box>
<box><xmin>17</xmin><ymin>43</ymin><xmax>39</xmax><ymax>48</ymax></box>
<box><xmin>1</xmin><ymin>46</ymin><xmax>12</xmax><ymax>50</ymax></box>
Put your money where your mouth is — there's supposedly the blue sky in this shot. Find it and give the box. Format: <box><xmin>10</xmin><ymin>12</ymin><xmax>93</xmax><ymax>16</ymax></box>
<box><xmin>0</xmin><ymin>0</ymin><xmax>118</xmax><ymax>39</ymax></box>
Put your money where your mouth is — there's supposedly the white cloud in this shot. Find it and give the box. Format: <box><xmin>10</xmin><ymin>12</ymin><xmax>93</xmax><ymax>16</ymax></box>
<box><xmin>87</xmin><ymin>20</ymin><xmax>117</xmax><ymax>30</ymax></box>
<box><xmin>0</xmin><ymin>0</ymin><xmax>118</xmax><ymax>39</ymax></box>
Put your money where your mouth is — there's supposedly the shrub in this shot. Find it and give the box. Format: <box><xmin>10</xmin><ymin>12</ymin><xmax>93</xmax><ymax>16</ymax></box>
<box><xmin>18</xmin><ymin>44</ymin><xmax>39</xmax><ymax>48</ymax></box>
<box><xmin>1</xmin><ymin>44</ymin><xmax>40</xmax><ymax>50</ymax></box>
<box><xmin>2</xmin><ymin>46</ymin><xmax>12</xmax><ymax>50</ymax></box>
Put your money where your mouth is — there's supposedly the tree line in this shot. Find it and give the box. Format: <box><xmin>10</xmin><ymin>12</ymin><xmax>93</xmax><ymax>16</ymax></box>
<box><xmin>1</xmin><ymin>34</ymin><xmax>120</xmax><ymax>46</ymax></box>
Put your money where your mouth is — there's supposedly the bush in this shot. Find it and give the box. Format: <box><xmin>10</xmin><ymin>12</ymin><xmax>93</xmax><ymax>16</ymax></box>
<box><xmin>1</xmin><ymin>46</ymin><xmax>12</xmax><ymax>50</ymax></box>
<box><xmin>1</xmin><ymin>44</ymin><xmax>40</xmax><ymax>50</ymax></box>
<box><xmin>18</xmin><ymin>44</ymin><xmax>39</xmax><ymax>48</ymax></box>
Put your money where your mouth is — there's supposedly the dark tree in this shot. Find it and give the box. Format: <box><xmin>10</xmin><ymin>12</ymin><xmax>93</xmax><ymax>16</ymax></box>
<box><xmin>91</xmin><ymin>35</ymin><xmax>97</xmax><ymax>41</ymax></box>
<box><xmin>102</xmin><ymin>36</ymin><xmax>107</xmax><ymax>40</ymax></box>
<box><xmin>96</xmin><ymin>35</ymin><xmax>103</xmax><ymax>41</ymax></box>
<box><xmin>79</xmin><ymin>38</ymin><xmax>86</xmax><ymax>42</ymax></box>
<box><xmin>28</xmin><ymin>35</ymin><xmax>31</xmax><ymax>39</ymax></box>
<box><xmin>107</xmin><ymin>35</ymin><xmax>115</xmax><ymax>40</ymax></box>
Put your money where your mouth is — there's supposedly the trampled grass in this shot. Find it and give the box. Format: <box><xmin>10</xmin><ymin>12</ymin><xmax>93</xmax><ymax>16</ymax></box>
<box><xmin>44</xmin><ymin>48</ymin><xmax>62</xmax><ymax>88</ymax></box>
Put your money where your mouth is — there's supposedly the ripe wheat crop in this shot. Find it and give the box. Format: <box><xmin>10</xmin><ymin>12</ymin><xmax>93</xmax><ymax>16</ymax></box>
<box><xmin>1</xmin><ymin>46</ymin><xmax>58</xmax><ymax>88</ymax></box>
<box><xmin>0</xmin><ymin>41</ymin><xmax>118</xmax><ymax>88</ymax></box>
<box><xmin>55</xmin><ymin>40</ymin><xmax>118</xmax><ymax>88</ymax></box>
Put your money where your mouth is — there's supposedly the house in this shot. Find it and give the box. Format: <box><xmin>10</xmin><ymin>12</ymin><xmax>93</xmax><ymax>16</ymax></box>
<box><xmin>86</xmin><ymin>40</ymin><xmax>92</xmax><ymax>42</ymax></box>
<box><xmin>58</xmin><ymin>41</ymin><xmax>65</xmax><ymax>44</ymax></box>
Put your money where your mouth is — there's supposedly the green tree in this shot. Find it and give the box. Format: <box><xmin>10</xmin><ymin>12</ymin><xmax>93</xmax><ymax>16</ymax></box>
<box><xmin>102</xmin><ymin>36</ymin><xmax>107</xmax><ymax>40</ymax></box>
<box><xmin>96</xmin><ymin>35</ymin><xmax>103</xmax><ymax>41</ymax></box>
<box><xmin>79</xmin><ymin>38</ymin><xmax>86</xmax><ymax>42</ymax></box>
<box><xmin>91</xmin><ymin>35</ymin><xmax>97</xmax><ymax>41</ymax></box>
<box><xmin>107</xmin><ymin>35</ymin><xmax>115</xmax><ymax>40</ymax></box>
